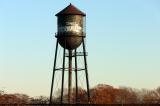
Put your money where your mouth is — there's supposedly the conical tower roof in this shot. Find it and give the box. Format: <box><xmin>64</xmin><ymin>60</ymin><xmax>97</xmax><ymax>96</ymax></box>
<box><xmin>56</xmin><ymin>3</ymin><xmax>86</xmax><ymax>16</ymax></box>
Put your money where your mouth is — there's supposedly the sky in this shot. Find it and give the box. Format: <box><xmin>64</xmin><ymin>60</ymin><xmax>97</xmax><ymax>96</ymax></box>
<box><xmin>0</xmin><ymin>0</ymin><xmax>160</xmax><ymax>97</ymax></box>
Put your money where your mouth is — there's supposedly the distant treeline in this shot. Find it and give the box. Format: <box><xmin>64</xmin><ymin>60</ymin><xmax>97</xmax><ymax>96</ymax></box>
<box><xmin>0</xmin><ymin>84</ymin><xmax>160</xmax><ymax>104</ymax></box>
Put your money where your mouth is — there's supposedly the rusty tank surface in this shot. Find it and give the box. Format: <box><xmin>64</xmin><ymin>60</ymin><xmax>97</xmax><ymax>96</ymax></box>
<box><xmin>56</xmin><ymin>3</ymin><xmax>86</xmax><ymax>50</ymax></box>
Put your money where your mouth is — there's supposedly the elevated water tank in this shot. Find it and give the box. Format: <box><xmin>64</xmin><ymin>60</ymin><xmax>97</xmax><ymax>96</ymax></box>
<box><xmin>56</xmin><ymin>4</ymin><xmax>86</xmax><ymax>50</ymax></box>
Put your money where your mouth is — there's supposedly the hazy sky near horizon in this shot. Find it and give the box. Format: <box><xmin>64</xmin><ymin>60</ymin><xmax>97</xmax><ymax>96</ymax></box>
<box><xmin>1</xmin><ymin>0</ymin><xmax>160</xmax><ymax>97</ymax></box>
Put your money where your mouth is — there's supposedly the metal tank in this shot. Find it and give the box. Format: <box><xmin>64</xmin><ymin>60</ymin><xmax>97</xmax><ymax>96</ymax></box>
<box><xmin>56</xmin><ymin>3</ymin><xmax>86</xmax><ymax>50</ymax></box>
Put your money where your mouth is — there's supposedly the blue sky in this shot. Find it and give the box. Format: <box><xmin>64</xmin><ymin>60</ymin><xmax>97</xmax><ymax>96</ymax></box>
<box><xmin>0</xmin><ymin>0</ymin><xmax>160</xmax><ymax>96</ymax></box>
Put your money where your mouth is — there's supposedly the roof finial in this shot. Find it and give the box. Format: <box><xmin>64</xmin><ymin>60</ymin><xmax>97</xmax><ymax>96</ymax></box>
<box><xmin>70</xmin><ymin>3</ymin><xmax>72</xmax><ymax>5</ymax></box>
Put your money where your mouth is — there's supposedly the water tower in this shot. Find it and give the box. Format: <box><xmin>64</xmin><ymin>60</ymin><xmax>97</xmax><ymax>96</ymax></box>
<box><xmin>49</xmin><ymin>4</ymin><xmax>90</xmax><ymax>104</ymax></box>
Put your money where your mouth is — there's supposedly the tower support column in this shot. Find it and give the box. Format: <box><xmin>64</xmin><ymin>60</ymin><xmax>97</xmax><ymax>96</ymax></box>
<box><xmin>82</xmin><ymin>37</ymin><xmax>90</xmax><ymax>103</ymax></box>
<box><xmin>49</xmin><ymin>40</ymin><xmax>58</xmax><ymax>104</ymax></box>
<box><xmin>75</xmin><ymin>49</ymin><xmax>78</xmax><ymax>103</ymax></box>
<box><xmin>68</xmin><ymin>50</ymin><xmax>72</xmax><ymax>103</ymax></box>
<box><xmin>60</xmin><ymin>46</ymin><xmax>66</xmax><ymax>103</ymax></box>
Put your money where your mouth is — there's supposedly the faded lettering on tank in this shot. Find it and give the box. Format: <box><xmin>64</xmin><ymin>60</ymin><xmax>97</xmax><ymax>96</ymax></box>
<box><xmin>58</xmin><ymin>22</ymin><xmax>82</xmax><ymax>33</ymax></box>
